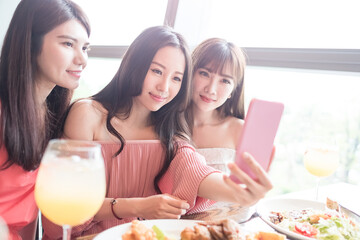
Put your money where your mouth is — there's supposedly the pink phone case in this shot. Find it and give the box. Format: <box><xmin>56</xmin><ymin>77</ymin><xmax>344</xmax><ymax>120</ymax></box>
<box><xmin>230</xmin><ymin>98</ymin><xmax>284</xmax><ymax>183</ymax></box>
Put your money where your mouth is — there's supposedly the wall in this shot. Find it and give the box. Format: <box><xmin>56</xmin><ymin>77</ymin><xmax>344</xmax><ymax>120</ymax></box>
<box><xmin>0</xmin><ymin>0</ymin><xmax>20</xmax><ymax>49</ymax></box>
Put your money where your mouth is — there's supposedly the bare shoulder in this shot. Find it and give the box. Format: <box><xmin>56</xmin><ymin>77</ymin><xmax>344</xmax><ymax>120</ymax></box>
<box><xmin>226</xmin><ymin>116</ymin><xmax>244</xmax><ymax>132</ymax></box>
<box><xmin>64</xmin><ymin>99</ymin><xmax>107</xmax><ymax>140</ymax></box>
<box><xmin>69</xmin><ymin>99</ymin><xmax>107</xmax><ymax>116</ymax></box>
<box><xmin>225</xmin><ymin>116</ymin><xmax>244</xmax><ymax>146</ymax></box>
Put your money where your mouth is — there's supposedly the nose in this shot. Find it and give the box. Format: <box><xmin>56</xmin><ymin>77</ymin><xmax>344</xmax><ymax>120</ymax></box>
<box><xmin>156</xmin><ymin>74</ymin><xmax>170</xmax><ymax>93</ymax></box>
<box><xmin>74</xmin><ymin>48</ymin><xmax>88</xmax><ymax>69</ymax></box>
<box><xmin>204</xmin><ymin>77</ymin><xmax>217</xmax><ymax>95</ymax></box>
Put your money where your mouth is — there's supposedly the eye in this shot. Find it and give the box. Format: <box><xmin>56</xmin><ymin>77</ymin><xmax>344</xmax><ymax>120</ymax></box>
<box><xmin>173</xmin><ymin>76</ymin><xmax>182</xmax><ymax>82</ymax></box>
<box><xmin>83</xmin><ymin>45</ymin><xmax>91</xmax><ymax>52</ymax></box>
<box><xmin>199</xmin><ymin>70</ymin><xmax>210</xmax><ymax>77</ymax></box>
<box><xmin>221</xmin><ymin>79</ymin><xmax>232</xmax><ymax>84</ymax></box>
<box><xmin>63</xmin><ymin>41</ymin><xmax>73</xmax><ymax>47</ymax></box>
<box><xmin>199</xmin><ymin>71</ymin><xmax>210</xmax><ymax>78</ymax></box>
<box><xmin>151</xmin><ymin>69</ymin><xmax>162</xmax><ymax>75</ymax></box>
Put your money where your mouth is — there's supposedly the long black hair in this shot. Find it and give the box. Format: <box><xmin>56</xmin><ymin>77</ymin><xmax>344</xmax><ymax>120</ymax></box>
<box><xmin>92</xmin><ymin>26</ymin><xmax>192</xmax><ymax>192</ymax></box>
<box><xmin>0</xmin><ymin>0</ymin><xmax>90</xmax><ymax>171</ymax></box>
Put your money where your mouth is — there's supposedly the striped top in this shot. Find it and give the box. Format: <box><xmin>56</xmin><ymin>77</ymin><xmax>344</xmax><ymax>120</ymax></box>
<box><xmin>42</xmin><ymin>140</ymin><xmax>218</xmax><ymax>239</ymax></box>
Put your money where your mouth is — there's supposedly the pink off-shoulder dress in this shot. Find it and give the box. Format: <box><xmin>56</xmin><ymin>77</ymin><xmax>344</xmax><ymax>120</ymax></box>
<box><xmin>42</xmin><ymin>140</ymin><xmax>218</xmax><ymax>239</ymax></box>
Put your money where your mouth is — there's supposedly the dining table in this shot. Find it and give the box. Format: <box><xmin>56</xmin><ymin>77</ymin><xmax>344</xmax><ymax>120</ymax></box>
<box><xmin>76</xmin><ymin>182</ymin><xmax>360</xmax><ymax>240</ymax></box>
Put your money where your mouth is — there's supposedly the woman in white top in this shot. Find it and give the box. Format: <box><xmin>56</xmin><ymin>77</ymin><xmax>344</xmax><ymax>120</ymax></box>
<box><xmin>185</xmin><ymin>38</ymin><xmax>245</xmax><ymax>171</ymax></box>
<box><xmin>185</xmin><ymin>38</ymin><xmax>275</xmax><ymax>221</ymax></box>
<box><xmin>186</xmin><ymin>38</ymin><xmax>275</xmax><ymax>175</ymax></box>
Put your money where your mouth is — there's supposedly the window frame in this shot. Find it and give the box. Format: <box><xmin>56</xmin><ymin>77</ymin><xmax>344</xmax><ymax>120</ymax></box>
<box><xmin>87</xmin><ymin>0</ymin><xmax>360</xmax><ymax>73</ymax></box>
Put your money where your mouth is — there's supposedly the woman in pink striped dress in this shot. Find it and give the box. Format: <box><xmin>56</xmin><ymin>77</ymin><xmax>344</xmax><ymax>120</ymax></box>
<box><xmin>42</xmin><ymin>26</ymin><xmax>272</xmax><ymax>239</ymax></box>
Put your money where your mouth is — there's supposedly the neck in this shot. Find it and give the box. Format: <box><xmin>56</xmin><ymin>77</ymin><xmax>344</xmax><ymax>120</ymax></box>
<box><xmin>35</xmin><ymin>78</ymin><xmax>56</xmax><ymax>106</ymax></box>
<box><xmin>126</xmin><ymin>98</ymin><xmax>152</xmax><ymax>128</ymax></box>
<box><xmin>192</xmin><ymin>105</ymin><xmax>222</xmax><ymax>127</ymax></box>
<box><xmin>113</xmin><ymin>98</ymin><xmax>157</xmax><ymax>140</ymax></box>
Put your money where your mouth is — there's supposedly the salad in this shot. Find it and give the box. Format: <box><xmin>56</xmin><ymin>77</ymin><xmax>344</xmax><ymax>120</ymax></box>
<box><xmin>269</xmin><ymin>208</ymin><xmax>359</xmax><ymax>239</ymax></box>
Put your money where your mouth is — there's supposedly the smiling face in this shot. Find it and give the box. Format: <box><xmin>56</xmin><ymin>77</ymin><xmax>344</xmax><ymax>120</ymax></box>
<box><xmin>36</xmin><ymin>19</ymin><xmax>90</xmax><ymax>91</ymax></box>
<box><xmin>192</xmin><ymin>62</ymin><xmax>235</xmax><ymax>113</ymax></box>
<box><xmin>135</xmin><ymin>46</ymin><xmax>186</xmax><ymax>112</ymax></box>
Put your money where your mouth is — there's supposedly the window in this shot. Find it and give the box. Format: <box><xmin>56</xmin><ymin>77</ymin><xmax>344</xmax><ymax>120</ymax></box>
<box><xmin>73</xmin><ymin>0</ymin><xmax>168</xmax><ymax>45</ymax></box>
<box><xmin>245</xmin><ymin>67</ymin><xmax>360</xmax><ymax>194</ymax></box>
<box><xmin>174</xmin><ymin>0</ymin><xmax>360</xmax><ymax>49</ymax></box>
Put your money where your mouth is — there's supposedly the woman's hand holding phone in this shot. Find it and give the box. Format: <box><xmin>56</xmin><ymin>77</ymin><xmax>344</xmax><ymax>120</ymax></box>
<box><xmin>223</xmin><ymin>152</ymin><xmax>273</xmax><ymax>207</ymax></box>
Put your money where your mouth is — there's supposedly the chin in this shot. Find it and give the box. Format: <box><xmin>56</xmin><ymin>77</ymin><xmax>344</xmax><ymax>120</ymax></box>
<box><xmin>150</xmin><ymin>107</ymin><xmax>161</xmax><ymax>112</ymax></box>
<box><xmin>64</xmin><ymin>81</ymin><xmax>80</xmax><ymax>90</ymax></box>
<box><xmin>148</xmin><ymin>104</ymin><xmax>164</xmax><ymax>112</ymax></box>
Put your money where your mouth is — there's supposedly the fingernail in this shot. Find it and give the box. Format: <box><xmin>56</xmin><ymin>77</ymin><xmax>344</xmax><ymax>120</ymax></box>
<box><xmin>184</xmin><ymin>203</ymin><xmax>190</xmax><ymax>209</ymax></box>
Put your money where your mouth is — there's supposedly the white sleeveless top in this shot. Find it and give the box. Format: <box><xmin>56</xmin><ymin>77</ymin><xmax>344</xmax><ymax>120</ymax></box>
<box><xmin>197</xmin><ymin>148</ymin><xmax>236</xmax><ymax>173</ymax></box>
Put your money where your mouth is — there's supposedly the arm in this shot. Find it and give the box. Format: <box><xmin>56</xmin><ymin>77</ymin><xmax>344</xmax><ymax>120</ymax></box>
<box><xmin>159</xmin><ymin>145</ymin><xmax>272</xmax><ymax>213</ymax></box>
<box><xmin>96</xmin><ymin>194</ymin><xmax>189</xmax><ymax>221</ymax></box>
<box><xmin>198</xmin><ymin>152</ymin><xmax>273</xmax><ymax>207</ymax></box>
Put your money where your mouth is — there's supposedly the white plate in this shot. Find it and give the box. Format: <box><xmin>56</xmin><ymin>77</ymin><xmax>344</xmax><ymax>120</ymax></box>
<box><xmin>94</xmin><ymin>219</ymin><xmax>201</xmax><ymax>240</ymax></box>
<box><xmin>256</xmin><ymin>198</ymin><xmax>325</xmax><ymax>240</ymax></box>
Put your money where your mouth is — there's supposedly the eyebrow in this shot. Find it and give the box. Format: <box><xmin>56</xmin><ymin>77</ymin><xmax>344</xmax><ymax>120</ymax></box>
<box><xmin>57</xmin><ymin>35</ymin><xmax>90</xmax><ymax>45</ymax></box>
<box><xmin>152</xmin><ymin>61</ymin><xmax>184</xmax><ymax>75</ymax></box>
<box><xmin>203</xmin><ymin>67</ymin><xmax>233</xmax><ymax>79</ymax></box>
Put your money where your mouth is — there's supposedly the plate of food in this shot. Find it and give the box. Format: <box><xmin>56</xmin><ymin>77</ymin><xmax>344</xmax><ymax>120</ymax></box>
<box><xmin>94</xmin><ymin>219</ymin><xmax>199</xmax><ymax>240</ymax></box>
<box><xmin>256</xmin><ymin>198</ymin><xmax>360</xmax><ymax>240</ymax></box>
<box><xmin>94</xmin><ymin>218</ymin><xmax>286</xmax><ymax>240</ymax></box>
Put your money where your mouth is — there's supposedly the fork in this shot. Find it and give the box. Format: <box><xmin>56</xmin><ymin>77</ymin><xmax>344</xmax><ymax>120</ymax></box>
<box><xmin>238</xmin><ymin>211</ymin><xmax>260</xmax><ymax>224</ymax></box>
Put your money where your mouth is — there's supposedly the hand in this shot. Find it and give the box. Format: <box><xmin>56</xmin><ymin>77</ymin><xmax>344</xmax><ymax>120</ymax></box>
<box><xmin>136</xmin><ymin>194</ymin><xmax>190</xmax><ymax>219</ymax></box>
<box><xmin>224</xmin><ymin>152</ymin><xmax>273</xmax><ymax>207</ymax></box>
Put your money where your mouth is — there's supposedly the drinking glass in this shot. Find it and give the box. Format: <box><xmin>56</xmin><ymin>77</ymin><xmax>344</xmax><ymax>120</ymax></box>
<box><xmin>35</xmin><ymin>139</ymin><xmax>106</xmax><ymax>240</ymax></box>
<box><xmin>303</xmin><ymin>137</ymin><xmax>339</xmax><ymax>200</ymax></box>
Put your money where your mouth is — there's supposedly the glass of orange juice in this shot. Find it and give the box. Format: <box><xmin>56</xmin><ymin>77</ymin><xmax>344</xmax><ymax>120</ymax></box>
<box><xmin>35</xmin><ymin>139</ymin><xmax>106</xmax><ymax>240</ymax></box>
<box><xmin>303</xmin><ymin>136</ymin><xmax>339</xmax><ymax>200</ymax></box>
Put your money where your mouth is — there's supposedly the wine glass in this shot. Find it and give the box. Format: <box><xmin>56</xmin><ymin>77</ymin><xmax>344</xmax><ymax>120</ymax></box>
<box><xmin>35</xmin><ymin>139</ymin><xmax>106</xmax><ymax>240</ymax></box>
<box><xmin>303</xmin><ymin>137</ymin><xmax>339</xmax><ymax>200</ymax></box>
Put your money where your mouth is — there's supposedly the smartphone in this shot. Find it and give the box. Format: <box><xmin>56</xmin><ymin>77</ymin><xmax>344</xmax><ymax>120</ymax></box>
<box><xmin>230</xmin><ymin>98</ymin><xmax>284</xmax><ymax>183</ymax></box>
